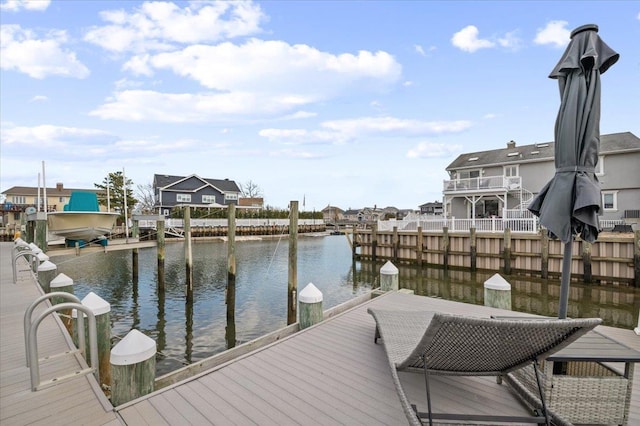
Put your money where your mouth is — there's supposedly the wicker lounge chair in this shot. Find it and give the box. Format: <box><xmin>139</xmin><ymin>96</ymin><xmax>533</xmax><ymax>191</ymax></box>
<box><xmin>367</xmin><ymin>308</ymin><xmax>601</xmax><ymax>426</ymax></box>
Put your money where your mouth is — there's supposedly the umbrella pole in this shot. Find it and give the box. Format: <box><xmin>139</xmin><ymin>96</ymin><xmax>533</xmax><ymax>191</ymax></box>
<box><xmin>558</xmin><ymin>241</ymin><xmax>572</xmax><ymax>319</ymax></box>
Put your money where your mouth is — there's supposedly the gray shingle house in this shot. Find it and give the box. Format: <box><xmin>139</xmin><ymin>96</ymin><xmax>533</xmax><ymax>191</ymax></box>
<box><xmin>153</xmin><ymin>174</ymin><xmax>242</xmax><ymax>216</ymax></box>
<box><xmin>443</xmin><ymin>132</ymin><xmax>639</xmax><ymax>222</ymax></box>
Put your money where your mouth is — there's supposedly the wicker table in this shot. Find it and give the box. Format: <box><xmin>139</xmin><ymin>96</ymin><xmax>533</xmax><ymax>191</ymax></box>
<box><xmin>506</xmin><ymin>329</ymin><xmax>640</xmax><ymax>425</ymax></box>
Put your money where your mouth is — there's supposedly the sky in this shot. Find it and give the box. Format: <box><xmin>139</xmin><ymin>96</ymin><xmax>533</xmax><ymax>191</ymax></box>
<box><xmin>1</xmin><ymin>1</ymin><xmax>639</xmax><ymax>211</ymax></box>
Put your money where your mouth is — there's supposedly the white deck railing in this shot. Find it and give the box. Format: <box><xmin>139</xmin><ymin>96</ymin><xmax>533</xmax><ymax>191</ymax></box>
<box><xmin>378</xmin><ymin>216</ymin><xmax>538</xmax><ymax>233</ymax></box>
<box><xmin>138</xmin><ymin>218</ymin><xmax>321</xmax><ymax>229</ymax></box>
<box><xmin>443</xmin><ymin>176</ymin><xmax>521</xmax><ymax>192</ymax></box>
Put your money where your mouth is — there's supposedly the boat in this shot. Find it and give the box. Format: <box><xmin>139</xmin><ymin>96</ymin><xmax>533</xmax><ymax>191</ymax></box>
<box><xmin>47</xmin><ymin>191</ymin><xmax>119</xmax><ymax>244</ymax></box>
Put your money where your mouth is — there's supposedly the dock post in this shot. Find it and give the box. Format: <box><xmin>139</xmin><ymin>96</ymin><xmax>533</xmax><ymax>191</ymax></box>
<box><xmin>442</xmin><ymin>226</ymin><xmax>449</xmax><ymax>269</ymax></box>
<box><xmin>634</xmin><ymin>230</ymin><xmax>640</xmax><ymax>288</ymax></box>
<box><xmin>37</xmin><ymin>260</ymin><xmax>57</xmax><ymax>293</ymax></box>
<box><xmin>184</xmin><ymin>206</ymin><xmax>193</xmax><ymax>300</ymax></box>
<box><xmin>470</xmin><ymin>227</ymin><xmax>477</xmax><ymax>272</ymax></box>
<box><xmin>503</xmin><ymin>227</ymin><xmax>512</xmax><ymax>275</ymax></box>
<box><xmin>380</xmin><ymin>261</ymin><xmax>399</xmax><ymax>291</ymax></box>
<box><xmin>541</xmin><ymin>229</ymin><xmax>549</xmax><ymax>279</ymax></box>
<box><xmin>226</xmin><ymin>204</ymin><xmax>236</xmax><ymax>349</ymax></box>
<box><xmin>582</xmin><ymin>240</ymin><xmax>592</xmax><ymax>284</ymax></box>
<box><xmin>484</xmin><ymin>273</ymin><xmax>512</xmax><ymax>310</ymax></box>
<box><xmin>50</xmin><ymin>273</ymin><xmax>74</xmax><ymax>334</ymax></box>
<box><xmin>416</xmin><ymin>226</ymin><xmax>423</xmax><ymax>267</ymax></box>
<box><xmin>392</xmin><ymin>226</ymin><xmax>399</xmax><ymax>262</ymax></box>
<box><xmin>371</xmin><ymin>222</ymin><xmax>378</xmax><ymax>264</ymax></box>
<box><xmin>78</xmin><ymin>292</ymin><xmax>112</xmax><ymax>389</ymax></box>
<box><xmin>288</xmin><ymin>201</ymin><xmax>298</xmax><ymax>325</ymax></box>
<box><xmin>157</xmin><ymin>218</ymin><xmax>165</xmax><ymax>290</ymax></box>
<box><xmin>110</xmin><ymin>329</ymin><xmax>156</xmax><ymax>407</ymax></box>
<box><xmin>35</xmin><ymin>212</ymin><xmax>47</xmax><ymax>252</ymax></box>
<box><xmin>299</xmin><ymin>283</ymin><xmax>323</xmax><ymax>329</ymax></box>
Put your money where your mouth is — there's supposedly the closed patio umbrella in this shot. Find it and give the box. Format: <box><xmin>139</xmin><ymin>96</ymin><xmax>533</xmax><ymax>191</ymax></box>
<box><xmin>528</xmin><ymin>24</ymin><xmax>619</xmax><ymax>319</ymax></box>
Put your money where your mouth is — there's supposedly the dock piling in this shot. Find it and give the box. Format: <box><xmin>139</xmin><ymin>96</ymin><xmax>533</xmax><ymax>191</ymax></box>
<box><xmin>37</xmin><ymin>260</ymin><xmax>57</xmax><ymax>293</ymax></box>
<box><xmin>110</xmin><ymin>329</ymin><xmax>156</xmax><ymax>406</ymax></box>
<box><xmin>299</xmin><ymin>283</ymin><xmax>323</xmax><ymax>329</ymax></box>
<box><xmin>484</xmin><ymin>273</ymin><xmax>512</xmax><ymax>310</ymax></box>
<box><xmin>380</xmin><ymin>261</ymin><xmax>399</xmax><ymax>292</ymax></box>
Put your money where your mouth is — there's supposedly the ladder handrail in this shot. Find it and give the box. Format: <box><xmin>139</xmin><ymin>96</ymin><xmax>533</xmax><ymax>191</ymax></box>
<box><xmin>27</xmin><ymin>302</ymin><xmax>99</xmax><ymax>391</ymax></box>
<box><xmin>24</xmin><ymin>292</ymin><xmax>82</xmax><ymax>367</ymax></box>
<box><xmin>13</xmin><ymin>250</ymin><xmax>38</xmax><ymax>284</ymax></box>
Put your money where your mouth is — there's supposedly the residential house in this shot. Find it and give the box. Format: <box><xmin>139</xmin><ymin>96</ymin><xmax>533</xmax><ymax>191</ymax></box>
<box><xmin>419</xmin><ymin>201</ymin><xmax>443</xmax><ymax>216</ymax></box>
<box><xmin>153</xmin><ymin>174</ymin><xmax>242</xmax><ymax>216</ymax></box>
<box><xmin>443</xmin><ymin>132</ymin><xmax>640</xmax><ymax>222</ymax></box>
<box><xmin>238</xmin><ymin>197</ymin><xmax>264</xmax><ymax>209</ymax></box>
<box><xmin>321</xmin><ymin>205</ymin><xmax>344</xmax><ymax>223</ymax></box>
<box><xmin>1</xmin><ymin>183</ymin><xmax>103</xmax><ymax>228</ymax></box>
<box><xmin>343</xmin><ymin>209</ymin><xmax>361</xmax><ymax>222</ymax></box>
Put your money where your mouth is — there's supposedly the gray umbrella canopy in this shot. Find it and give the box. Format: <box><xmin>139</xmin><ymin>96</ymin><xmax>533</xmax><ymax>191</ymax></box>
<box><xmin>528</xmin><ymin>24</ymin><xmax>618</xmax><ymax>318</ymax></box>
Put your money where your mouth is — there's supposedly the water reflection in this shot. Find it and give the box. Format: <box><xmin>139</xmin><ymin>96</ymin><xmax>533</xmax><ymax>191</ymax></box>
<box><xmin>53</xmin><ymin>236</ymin><xmax>639</xmax><ymax>376</ymax></box>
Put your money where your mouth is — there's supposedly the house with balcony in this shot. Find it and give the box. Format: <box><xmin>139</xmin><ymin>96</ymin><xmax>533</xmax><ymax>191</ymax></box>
<box><xmin>443</xmin><ymin>132</ymin><xmax>640</xmax><ymax>223</ymax></box>
<box><xmin>1</xmin><ymin>183</ymin><xmax>104</xmax><ymax>228</ymax></box>
<box><xmin>153</xmin><ymin>174</ymin><xmax>242</xmax><ymax>216</ymax></box>
<box><xmin>419</xmin><ymin>201</ymin><xmax>443</xmax><ymax>216</ymax></box>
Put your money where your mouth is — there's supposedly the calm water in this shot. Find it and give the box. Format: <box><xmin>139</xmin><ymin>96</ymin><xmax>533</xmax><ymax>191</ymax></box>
<box><xmin>53</xmin><ymin>235</ymin><xmax>640</xmax><ymax>376</ymax></box>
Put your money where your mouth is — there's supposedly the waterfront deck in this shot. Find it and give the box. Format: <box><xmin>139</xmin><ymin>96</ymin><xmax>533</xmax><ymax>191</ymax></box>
<box><xmin>0</xmin><ymin>243</ymin><xmax>122</xmax><ymax>425</ymax></box>
<box><xmin>118</xmin><ymin>291</ymin><xmax>640</xmax><ymax>425</ymax></box>
<box><xmin>2</xmin><ymin>241</ymin><xmax>638</xmax><ymax>425</ymax></box>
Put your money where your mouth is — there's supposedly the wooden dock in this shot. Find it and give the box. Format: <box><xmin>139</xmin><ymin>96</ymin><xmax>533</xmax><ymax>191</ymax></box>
<box><xmin>117</xmin><ymin>292</ymin><xmax>640</xmax><ymax>425</ymax></box>
<box><xmin>2</xmin><ymin>241</ymin><xmax>638</xmax><ymax>425</ymax></box>
<box><xmin>0</xmin><ymin>242</ymin><xmax>122</xmax><ymax>425</ymax></box>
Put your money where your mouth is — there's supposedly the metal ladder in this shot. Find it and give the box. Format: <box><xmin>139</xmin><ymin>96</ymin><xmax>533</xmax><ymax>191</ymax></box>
<box><xmin>24</xmin><ymin>293</ymin><xmax>99</xmax><ymax>391</ymax></box>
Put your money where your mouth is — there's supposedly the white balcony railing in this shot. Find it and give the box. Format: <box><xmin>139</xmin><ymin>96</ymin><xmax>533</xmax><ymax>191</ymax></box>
<box><xmin>443</xmin><ymin>176</ymin><xmax>521</xmax><ymax>192</ymax></box>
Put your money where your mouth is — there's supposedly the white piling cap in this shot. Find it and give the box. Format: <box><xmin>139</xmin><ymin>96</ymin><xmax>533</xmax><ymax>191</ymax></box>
<box><xmin>28</xmin><ymin>243</ymin><xmax>42</xmax><ymax>254</ymax></box>
<box><xmin>111</xmin><ymin>329</ymin><xmax>156</xmax><ymax>366</ymax></box>
<box><xmin>484</xmin><ymin>273</ymin><xmax>511</xmax><ymax>290</ymax></box>
<box><xmin>299</xmin><ymin>282</ymin><xmax>323</xmax><ymax>303</ymax></box>
<box><xmin>380</xmin><ymin>261</ymin><xmax>399</xmax><ymax>275</ymax></box>
<box><xmin>37</xmin><ymin>252</ymin><xmax>50</xmax><ymax>262</ymax></box>
<box><xmin>50</xmin><ymin>273</ymin><xmax>74</xmax><ymax>288</ymax></box>
<box><xmin>38</xmin><ymin>260</ymin><xmax>56</xmax><ymax>271</ymax></box>
<box><xmin>72</xmin><ymin>291</ymin><xmax>110</xmax><ymax>317</ymax></box>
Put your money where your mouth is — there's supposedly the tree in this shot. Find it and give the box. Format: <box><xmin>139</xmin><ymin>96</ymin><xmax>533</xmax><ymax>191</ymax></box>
<box><xmin>135</xmin><ymin>182</ymin><xmax>156</xmax><ymax>214</ymax></box>
<box><xmin>241</xmin><ymin>180</ymin><xmax>263</xmax><ymax>198</ymax></box>
<box><xmin>94</xmin><ymin>171</ymin><xmax>138</xmax><ymax>218</ymax></box>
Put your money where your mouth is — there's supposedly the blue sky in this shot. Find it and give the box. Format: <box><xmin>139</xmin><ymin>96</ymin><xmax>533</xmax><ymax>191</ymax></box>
<box><xmin>1</xmin><ymin>0</ymin><xmax>638</xmax><ymax>211</ymax></box>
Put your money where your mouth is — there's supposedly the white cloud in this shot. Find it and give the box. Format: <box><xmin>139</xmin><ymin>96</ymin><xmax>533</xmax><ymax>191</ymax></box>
<box><xmin>321</xmin><ymin>117</ymin><xmax>472</xmax><ymax>137</ymax></box>
<box><xmin>29</xmin><ymin>95</ymin><xmax>48</xmax><ymax>102</ymax></box>
<box><xmin>84</xmin><ymin>0</ymin><xmax>265</xmax><ymax>53</ymax></box>
<box><xmin>0</xmin><ymin>25</ymin><xmax>89</xmax><ymax>79</ymax></box>
<box><xmin>259</xmin><ymin>116</ymin><xmax>473</xmax><ymax>146</ymax></box>
<box><xmin>497</xmin><ymin>30</ymin><xmax>523</xmax><ymax>50</ymax></box>
<box><xmin>483</xmin><ymin>113</ymin><xmax>498</xmax><ymax>119</ymax></box>
<box><xmin>534</xmin><ymin>21</ymin><xmax>570</xmax><ymax>48</ymax></box>
<box><xmin>451</xmin><ymin>25</ymin><xmax>495</xmax><ymax>52</ymax></box>
<box><xmin>406</xmin><ymin>141</ymin><xmax>463</xmax><ymax>159</ymax></box>
<box><xmin>90</xmin><ymin>90</ymin><xmax>316</xmax><ymax>122</ymax></box>
<box><xmin>1</xmin><ymin>0</ymin><xmax>51</xmax><ymax>12</ymax></box>
<box><xmin>414</xmin><ymin>44</ymin><xmax>426</xmax><ymax>56</ymax></box>
<box><xmin>146</xmin><ymin>39</ymin><xmax>401</xmax><ymax>96</ymax></box>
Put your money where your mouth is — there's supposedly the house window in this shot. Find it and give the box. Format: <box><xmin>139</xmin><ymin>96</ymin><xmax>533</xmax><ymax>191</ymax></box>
<box><xmin>202</xmin><ymin>195</ymin><xmax>216</xmax><ymax>204</ymax></box>
<box><xmin>12</xmin><ymin>196</ymin><xmax>26</xmax><ymax>204</ymax></box>
<box><xmin>503</xmin><ymin>165</ymin><xmax>519</xmax><ymax>177</ymax></box>
<box><xmin>163</xmin><ymin>209</ymin><xmax>170</xmax><ymax>216</ymax></box>
<box><xmin>602</xmin><ymin>191</ymin><xmax>617</xmax><ymax>211</ymax></box>
<box><xmin>176</xmin><ymin>194</ymin><xmax>191</xmax><ymax>203</ymax></box>
<box><xmin>457</xmin><ymin>170</ymin><xmax>480</xmax><ymax>180</ymax></box>
<box><xmin>224</xmin><ymin>193</ymin><xmax>238</xmax><ymax>201</ymax></box>
<box><xmin>59</xmin><ymin>197</ymin><xmax>66</xmax><ymax>203</ymax></box>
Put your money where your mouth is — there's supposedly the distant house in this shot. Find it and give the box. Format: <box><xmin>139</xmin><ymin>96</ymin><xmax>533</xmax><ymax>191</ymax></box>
<box><xmin>153</xmin><ymin>174</ymin><xmax>242</xmax><ymax>216</ymax></box>
<box><xmin>443</xmin><ymin>132</ymin><xmax>640</xmax><ymax>222</ymax></box>
<box><xmin>343</xmin><ymin>209</ymin><xmax>361</xmax><ymax>222</ymax></box>
<box><xmin>419</xmin><ymin>201</ymin><xmax>443</xmax><ymax>216</ymax></box>
<box><xmin>238</xmin><ymin>197</ymin><xmax>264</xmax><ymax>209</ymax></box>
<box><xmin>1</xmin><ymin>183</ymin><xmax>103</xmax><ymax>228</ymax></box>
<box><xmin>322</xmin><ymin>205</ymin><xmax>344</xmax><ymax>223</ymax></box>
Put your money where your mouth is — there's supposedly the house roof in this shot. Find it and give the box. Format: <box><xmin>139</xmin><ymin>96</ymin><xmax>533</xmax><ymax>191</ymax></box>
<box><xmin>446</xmin><ymin>131</ymin><xmax>639</xmax><ymax>171</ymax></box>
<box><xmin>420</xmin><ymin>201</ymin><xmax>443</xmax><ymax>208</ymax></box>
<box><xmin>2</xmin><ymin>185</ymin><xmax>98</xmax><ymax>196</ymax></box>
<box><xmin>154</xmin><ymin>174</ymin><xmax>241</xmax><ymax>193</ymax></box>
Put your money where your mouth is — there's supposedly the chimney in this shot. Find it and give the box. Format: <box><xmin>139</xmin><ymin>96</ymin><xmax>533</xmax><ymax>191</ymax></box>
<box><xmin>507</xmin><ymin>140</ymin><xmax>516</xmax><ymax>149</ymax></box>
<box><xmin>56</xmin><ymin>182</ymin><xmax>63</xmax><ymax>191</ymax></box>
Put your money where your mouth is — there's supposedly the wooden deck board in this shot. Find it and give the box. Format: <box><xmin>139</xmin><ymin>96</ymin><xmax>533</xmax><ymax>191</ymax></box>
<box><xmin>0</xmin><ymin>242</ymin><xmax>121</xmax><ymax>426</ymax></box>
<box><xmin>118</xmin><ymin>289</ymin><xmax>640</xmax><ymax>426</ymax></box>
